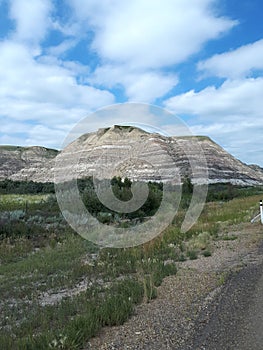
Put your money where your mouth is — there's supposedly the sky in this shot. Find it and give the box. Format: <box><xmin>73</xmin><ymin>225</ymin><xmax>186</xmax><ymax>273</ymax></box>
<box><xmin>0</xmin><ymin>0</ymin><xmax>263</xmax><ymax>166</ymax></box>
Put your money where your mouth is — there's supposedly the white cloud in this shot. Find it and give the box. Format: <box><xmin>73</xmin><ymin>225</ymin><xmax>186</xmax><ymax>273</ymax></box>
<box><xmin>25</xmin><ymin>124</ymin><xmax>68</xmax><ymax>147</ymax></box>
<box><xmin>6</xmin><ymin>99</ymin><xmax>188</xmax><ymax>149</ymax></box>
<box><xmin>125</xmin><ymin>72</ymin><xmax>178</xmax><ymax>102</ymax></box>
<box><xmin>0</xmin><ymin>41</ymin><xmax>114</xmax><ymax>119</ymax></box>
<box><xmin>57</xmin><ymin>103</ymin><xmax>167</xmax><ymax>148</ymax></box>
<box><xmin>0</xmin><ymin>122</ymin><xmax>70</xmax><ymax>149</ymax></box>
<box><xmin>198</xmin><ymin>39</ymin><xmax>263</xmax><ymax>79</ymax></box>
<box><xmin>165</xmin><ymin>78</ymin><xmax>263</xmax><ymax>117</ymax></box>
<box><xmin>0</xmin><ymin>40</ymin><xmax>115</xmax><ymax>147</ymax></box>
<box><xmin>66</xmin><ymin>0</ymin><xmax>237</xmax><ymax>103</ymax></box>
<box><xmin>9</xmin><ymin>0</ymin><xmax>53</xmax><ymax>44</ymax></box>
<box><xmin>0</xmin><ymin>119</ymin><xmax>32</xmax><ymax>134</ymax></box>
<box><xmin>69</xmin><ymin>0</ymin><xmax>237</xmax><ymax>69</ymax></box>
<box><xmin>0</xmin><ymin>134</ymin><xmax>28</xmax><ymax>146</ymax></box>
<box><xmin>91</xmin><ymin>65</ymin><xmax>178</xmax><ymax>102</ymax></box>
<box><xmin>164</xmin><ymin>78</ymin><xmax>263</xmax><ymax>165</ymax></box>
<box><xmin>3</xmin><ymin>0</ymin><xmax>255</xmax><ymax>162</ymax></box>
<box><xmin>190</xmin><ymin>120</ymin><xmax>263</xmax><ymax>166</ymax></box>
<box><xmin>47</xmin><ymin>39</ymin><xmax>78</xmax><ymax>57</ymax></box>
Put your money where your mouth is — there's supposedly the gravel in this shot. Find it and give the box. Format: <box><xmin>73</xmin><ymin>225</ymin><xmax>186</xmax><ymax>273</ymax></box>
<box><xmin>190</xmin><ymin>241</ymin><xmax>263</xmax><ymax>350</ymax></box>
<box><xmin>86</xmin><ymin>270</ymin><xmax>218</xmax><ymax>350</ymax></box>
<box><xmin>85</xmin><ymin>223</ymin><xmax>263</xmax><ymax>350</ymax></box>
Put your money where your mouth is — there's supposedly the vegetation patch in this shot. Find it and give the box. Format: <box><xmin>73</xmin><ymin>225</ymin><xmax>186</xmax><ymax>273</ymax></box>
<box><xmin>0</xmin><ymin>178</ymin><xmax>262</xmax><ymax>348</ymax></box>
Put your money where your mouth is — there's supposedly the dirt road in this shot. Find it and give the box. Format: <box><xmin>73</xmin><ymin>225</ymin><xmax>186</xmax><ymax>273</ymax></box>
<box><xmin>86</xmin><ymin>224</ymin><xmax>263</xmax><ymax>350</ymax></box>
<box><xmin>191</xmin><ymin>250</ymin><xmax>263</xmax><ymax>350</ymax></box>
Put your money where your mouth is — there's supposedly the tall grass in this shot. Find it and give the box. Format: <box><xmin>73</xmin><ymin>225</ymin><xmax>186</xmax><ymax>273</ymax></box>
<box><xmin>0</xmin><ymin>192</ymin><xmax>262</xmax><ymax>348</ymax></box>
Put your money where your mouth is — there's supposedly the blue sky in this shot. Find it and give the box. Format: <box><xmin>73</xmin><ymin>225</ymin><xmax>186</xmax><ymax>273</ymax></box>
<box><xmin>0</xmin><ymin>0</ymin><xmax>263</xmax><ymax>166</ymax></box>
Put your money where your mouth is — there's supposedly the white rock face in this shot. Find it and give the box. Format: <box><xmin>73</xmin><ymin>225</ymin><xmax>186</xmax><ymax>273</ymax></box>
<box><xmin>1</xmin><ymin>125</ymin><xmax>263</xmax><ymax>186</ymax></box>
<box><xmin>0</xmin><ymin>145</ymin><xmax>58</xmax><ymax>182</ymax></box>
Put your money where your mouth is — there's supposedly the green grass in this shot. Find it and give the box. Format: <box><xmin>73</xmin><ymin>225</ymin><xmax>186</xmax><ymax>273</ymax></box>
<box><xmin>0</xmin><ymin>144</ymin><xmax>58</xmax><ymax>155</ymax></box>
<box><xmin>0</xmin><ymin>191</ymin><xmax>262</xmax><ymax>348</ymax></box>
<box><xmin>220</xmin><ymin>235</ymin><xmax>238</xmax><ymax>241</ymax></box>
<box><xmin>0</xmin><ymin>193</ymin><xmax>52</xmax><ymax>212</ymax></box>
<box><xmin>202</xmin><ymin>250</ymin><xmax>212</xmax><ymax>257</ymax></box>
<box><xmin>0</xmin><ymin>145</ymin><xmax>27</xmax><ymax>151</ymax></box>
<box><xmin>0</xmin><ymin>231</ymin><xmax>174</xmax><ymax>348</ymax></box>
<box><xmin>0</xmin><ymin>193</ymin><xmax>50</xmax><ymax>202</ymax></box>
<box><xmin>187</xmin><ymin>250</ymin><xmax>198</xmax><ymax>260</ymax></box>
<box><xmin>0</xmin><ymin>278</ymin><xmax>143</xmax><ymax>350</ymax></box>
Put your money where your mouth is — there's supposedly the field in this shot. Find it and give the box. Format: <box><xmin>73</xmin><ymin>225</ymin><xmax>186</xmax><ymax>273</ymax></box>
<box><xmin>0</xmin><ymin>184</ymin><xmax>262</xmax><ymax>349</ymax></box>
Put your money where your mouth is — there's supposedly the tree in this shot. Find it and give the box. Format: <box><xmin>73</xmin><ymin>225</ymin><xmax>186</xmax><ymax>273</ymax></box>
<box><xmin>182</xmin><ymin>177</ymin><xmax>193</xmax><ymax>194</ymax></box>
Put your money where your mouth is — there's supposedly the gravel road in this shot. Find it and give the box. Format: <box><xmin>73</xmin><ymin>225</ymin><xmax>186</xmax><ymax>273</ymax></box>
<box><xmin>86</xmin><ymin>224</ymin><xmax>263</xmax><ymax>350</ymax></box>
<box><xmin>190</xmin><ymin>243</ymin><xmax>263</xmax><ymax>350</ymax></box>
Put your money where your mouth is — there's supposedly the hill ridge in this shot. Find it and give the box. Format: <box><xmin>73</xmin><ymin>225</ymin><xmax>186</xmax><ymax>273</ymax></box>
<box><xmin>0</xmin><ymin>126</ymin><xmax>263</xmax><ymax>186</ymax></box>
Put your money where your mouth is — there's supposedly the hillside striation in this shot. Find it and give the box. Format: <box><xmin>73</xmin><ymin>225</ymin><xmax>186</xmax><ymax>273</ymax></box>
<box><xmin>1</xmin><ymin>126</ymin><xmax>263</xmax><ymax>186</ymax></box>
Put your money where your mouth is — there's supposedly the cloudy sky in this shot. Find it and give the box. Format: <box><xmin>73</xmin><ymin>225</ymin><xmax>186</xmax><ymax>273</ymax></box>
<box><xmin>0</xmin><ymin>0</ymin><xmax>262</xmax><ymax>166</ymax></box>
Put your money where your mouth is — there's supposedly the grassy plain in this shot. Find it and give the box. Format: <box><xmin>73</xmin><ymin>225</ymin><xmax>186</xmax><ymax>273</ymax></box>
<box><xmin>0</xmin><ymin>188</ymin><xmax>262</xmax><ymax>349</ymax></box>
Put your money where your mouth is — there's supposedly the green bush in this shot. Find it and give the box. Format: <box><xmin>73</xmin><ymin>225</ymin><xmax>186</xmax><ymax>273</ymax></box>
<box><xmin>202</xmin><ymin>250</ymin><xmax>212</xmax><ymax>257</ymax></box>
<box><xmin>187</xmin><ymin>250</ymin><xmax>198</xmax><ymax>260</ymax></box>
<box><xmin>99</xmin><ymin>295</ymin><xmax>133</xmax><ymax>326</ymax></box>
<box><xmin>0</xmin><ymin>179</ymin><xmax>55</xmax><ymax>194</ymax></box>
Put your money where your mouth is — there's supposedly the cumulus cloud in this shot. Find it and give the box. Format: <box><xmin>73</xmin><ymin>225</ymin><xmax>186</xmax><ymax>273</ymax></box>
<box><xmin>165</xmin><ymin>78</ymin><xmax>263</xmax><ymax>117</ymax></box>
<box><xmin>25</xmin><ymin>124</ymin><xmax>69</xmax><ymax>147</ymax></box>
<box><xmin>0</xmin><ymin>41</ymin><xmax>114</xmax><ymax>113</ymax></box>
<box><xmin>164</xmin><ymin>78</ymin><xmax>263</xmax><ymax>165</ymax></box>
<box><xmin>198</xmin><ymin>39</ymin><xmax>263</xmax><ymax>79</ymax></box>
<box><xmin>58</xmin><ymin>103</ymin><xmax>169</xmax><ymax>148</ymax></box>
<box><xmin>1</xmin><ymin>0</ymin><xmax>247</xmax><ymax>155</ymax></box>
<box><xmin>0</xmin><ymin>133</ymin><xmax>28</xmax><ymax>146</ymax></box>
<box><xmin>69</xmin><ymin>0</ymin><xmax>237</xmax><ymax>69</ymax></box>
<box><xmin>91</xmin><ymin>65</ymin><xmax>178</xmax><ymax>102</ymax></box>
<box><xmin>190</xmin><ymin>120</ymin><xmax>263</xmax><ymax>166</ymax></box>
<box><xmin>67</xmin><ymin>0</ymin><xmax>236</xmax><ymax>102</ymax></box>
<box><xmin>9</xmin><ymin>0</ymin><xmax>53</xmax><ymax>44</ymax></box>
<box><xmin>0</xmin><ymin>40</ymin><xmax>115</xmax><ymax>147</ymax></box>
<box><xmin>47</xmin><ymin>39</ymin><xmax>78</xmax><ymax>57</ymax></box>
<box><xmin>125</xmin><ymin>72</ymin><xmax>178</xmax><ymax>102</ymax></box>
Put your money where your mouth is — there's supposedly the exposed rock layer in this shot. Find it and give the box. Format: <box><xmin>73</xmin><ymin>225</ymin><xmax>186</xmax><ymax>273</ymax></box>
<box><xmin>1</xmin><ymin>126</ymin><xmax>263</xmax><ymax>185</ymax></box>
<box><xmin>0</xmin><ymin>145</ymin><xmax>58</xmax><ymax>182</ymax></box>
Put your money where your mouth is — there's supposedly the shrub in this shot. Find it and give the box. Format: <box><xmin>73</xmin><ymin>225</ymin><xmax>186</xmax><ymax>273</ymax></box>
<box><xmin>187</xmin><ymin>250</ymin><xmax>198</xmax><ymax>260</ymax></box>
<box><xmin>202</xmin><ymin>250</ymin><xmax>212</xmax><ymax>257</ymax></box>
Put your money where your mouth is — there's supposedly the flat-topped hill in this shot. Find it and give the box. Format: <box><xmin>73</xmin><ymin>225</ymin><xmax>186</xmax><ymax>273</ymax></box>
<box><xmin>1</xmin><ymin>125</ymin><xmax>263</xmax><ymax>185</ymax></box>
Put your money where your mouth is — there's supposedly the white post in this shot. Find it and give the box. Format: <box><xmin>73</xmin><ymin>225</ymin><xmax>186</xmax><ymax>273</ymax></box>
<box><xmin>260</xmin><ymin>200</ymin><xmax>263</xmax><ymax>224</ymax></box>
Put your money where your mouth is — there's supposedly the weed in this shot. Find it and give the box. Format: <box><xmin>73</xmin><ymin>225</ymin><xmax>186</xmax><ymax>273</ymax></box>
<box><xmin>178</xmin><ymin>253</ymin><xmax>186</xmax><ymax>262</ymax></box>
<box><xmin>0</xmin><ymin>188</ymin><xmax>262</xmax><ymax>348</ymax></box>
<box><xmin>218</xmin><ymin>272</ymin><xmax>228</xmax><ymax>286</ymax></box>
<box><xmin>202</xmin><ymin>250</ymin><xmax>212</xmax><ymax>257</ymax></box>
<box><xmin>221</xmin><ymin>235</ymin><xmax>238</xmax><ymax>241</ymax></box>
<box><xmin>187</xmin><ymin>250</ymin><xmax>198</xmax><ymax>260</ymax></box>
